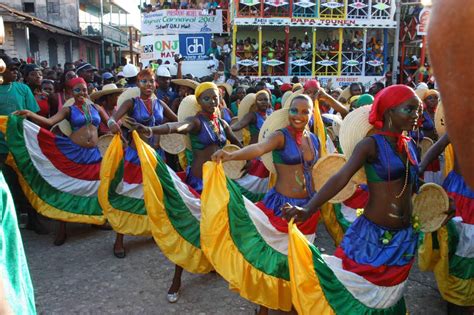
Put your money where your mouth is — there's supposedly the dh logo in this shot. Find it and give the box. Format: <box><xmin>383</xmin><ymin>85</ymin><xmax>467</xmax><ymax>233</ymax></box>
<box><xmin>185</xmin><ymin>37</ymin><xmax>205</xmax><ymax>56</ymax></box>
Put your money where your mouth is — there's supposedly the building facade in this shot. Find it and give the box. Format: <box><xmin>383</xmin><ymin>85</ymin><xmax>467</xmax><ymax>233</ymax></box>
<box><xmin>231</xmin><ymin>0</ymin><xmax>397</xmax><ymax>86</ymax></box>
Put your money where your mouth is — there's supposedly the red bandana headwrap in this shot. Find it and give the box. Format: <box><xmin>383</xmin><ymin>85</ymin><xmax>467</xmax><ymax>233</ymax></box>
<box><xmin>303</xmin><ymin>79</ymin><xmax>321</xmax><ymax>91</ymax></box>
<box><xmin>368</xmin><ymin>84</ymin><xmax>417</xmax><ymax>130</ymax></box>
<box><xmin>67</xmin><ymin>77</ymin><xmax>87</xmax><ymax>88</ymax></box>
<box><xmin>280</xmin><ymin>83</ymin><xmax>292</xmax><ymax>92</ymax></box>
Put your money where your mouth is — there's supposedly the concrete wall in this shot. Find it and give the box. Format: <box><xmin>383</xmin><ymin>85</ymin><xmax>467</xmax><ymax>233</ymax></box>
<box><xmin>1</xmin><ymin>22</ymin><xmax>83</xmax><ymax>65</ymax></box>
<box><xmin>0</xmin><ymin>23</ymin><xmax>16</xmax><ymax>57</ymax></box>
<box><xmin>0</xmin><ymin>0</ymin><xmax>80</xmax><ymax>32</ymax></box>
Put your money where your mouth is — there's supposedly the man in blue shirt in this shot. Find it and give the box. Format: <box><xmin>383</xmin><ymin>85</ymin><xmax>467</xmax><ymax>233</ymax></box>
<box><xmin>155</xmin><ymin>66</ymin><xmax>177</xmax><ymax>105</ymax></box>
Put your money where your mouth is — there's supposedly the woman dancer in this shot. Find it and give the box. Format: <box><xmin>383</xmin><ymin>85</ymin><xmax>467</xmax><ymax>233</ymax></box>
<box><xmin>129</xmin><ymin>82</ymin><xmax>241</xmax><ymax>302</ymax></box>
<box><xmin>231</xmin><ymin>90</ymin><xmax>272</xmax><ymax>145</ymax></box>
<box><xmin>284</xmin><ymin>85</ymin><xmax>422</xmax><ymax>314</ymax></box>
<box><xmin>418</xmin><ymin>89</ymin><xmax>443</xmax><ymax>184</ymax></box>
<box><xmin>106</xmin><ymin>69</ymin><xmax>177</xmax><ymax>258</ymax></box>
<box><xmin>418</xmin><ymin>133</ymin><xmax>473</xmax><ymax>314</ymax></box>
<box><xmin>14</xmin><ymin>77</ymin><xmax>108</xmax><ymax>245</ymax></box>
<box><xmin>210</xmin><ymin>94</ymin><xmax>321</xmax><ymax>314</ymax></box>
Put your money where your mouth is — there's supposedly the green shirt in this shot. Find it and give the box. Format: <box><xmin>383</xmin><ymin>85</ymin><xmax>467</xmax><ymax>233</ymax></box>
<box><xmin>0</xmin><ymin>83</ymin><xmax>39</xmax><ymax>154</ymax></box>
<box><xmin>0</xmin><ymin>172</ymin><xmax>36</xmax><ymax>314</ymax></box>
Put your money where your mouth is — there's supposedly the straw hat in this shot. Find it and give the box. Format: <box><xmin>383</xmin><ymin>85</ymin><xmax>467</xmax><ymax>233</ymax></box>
<box><xmin>281</xmin><ymin>91</ymin><xmax>292</xmax><ymax>108</ymax></box>
<box><xmin>258</xmin><ymin>109</ymin><xmax>290</xmax><ymax>174</ymax></box>
<box><xmin>222</xmin><ymin>144</ymin><xmax>246</xmax><ymax>179</ymax></box>
<box><xmin>282</xmin><ymin>88</ymin><xmax>303</xmax><ymax>109</ymax></box>
<box><xmin>231</xmin><ymin>116</ymin><xmax>243</xmax><ymax>142</ymax></box>
<box><xmin>322</xmin><ymin>113</ymin><xmax>343</xmax><ymax>136</ymax></box>
<box><xmin>420</xmin><ymin>137</ymin><xmax>434</xmax><ymax>159</ymax></box>
<box><xmin>89</xmin><ymin>84</ymin><xmax>125</xmax><ymax>102</ymax></box>
<box><xmin>237</xmin><ymin>93</ymin><xmax>256</xmax><ymax>121</ymax></box>
<box><xmin>413</xmin><ymin>183</ymin><xmax>449</xmax><ymax>232</ymax></box>
<box><xmin>117</xmin><ymin>87</ymin><xmax>140</xmax><ymax>108</ymax></box>
<box><xmin>217</xmin><ymin>83</ymin><xmax>233</xmax><ymax>97</ymax></box>
<box><xmin>56</xmin><ymin>98</ymin><xmax>95</xmax><ymax>136</ymax></box>
<box><xmin>339</xmin><ymin>105</ymin><xmax>374</xmax><ymax>158</ymax></box>
<box><xmin>415</xmin><ymin>83</ymin><xmax>429</xmax><ymax>100</ymax></box>
<box><xmin>172</xmin><ymin>79</ymin><xmax>199</xmax><ymax>90</ymax></box>
<box><xmin>177</xmin><ymin>95</ymin><xmax>201</xmax><ymax>150</ymax></box>
<box><xmin>97</xmin><ymin>134</ymin><xmax>114</xmax><ymax>156</ymax></box>
<box><xmin>312</xmin><ymin>154</ymin><xmax>366</xmax><ymax>203</ymax></box>
<box><xmin>434</xmin><ymin>101</ymin><xmax>446</xmax><ymax>136</ymax></box>
<box><xmin>159</xmin><ymin>133</ymin><xmax>186</xmax><ymax>154</ymax></box>
<box><xmin>338</xmin><ymin>86</ymin><xmax>351</xmax><ymax>103</ymax></box>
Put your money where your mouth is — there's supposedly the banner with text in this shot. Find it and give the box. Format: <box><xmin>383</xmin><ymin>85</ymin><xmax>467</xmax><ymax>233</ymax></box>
<box><xmin>141</xmin><ymin>33</ymin><xmax>212</xmax><ymax>64</ymax></box>
<box><xmin>179</xmin><ymin>34</ymin><xmax>212</xmax><ymax>61</ymax></box>
<box><xmin>141</xmin><ymin>10</ymin><xmax>224</xmax><ymax>35</ymax></box>
<box><xmin>141</xmin><ymin>35</ymin><xmax>180</xmax><ymax>64</ymax></box>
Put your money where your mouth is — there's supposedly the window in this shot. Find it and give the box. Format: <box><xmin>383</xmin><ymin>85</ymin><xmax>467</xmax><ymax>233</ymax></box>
<box><xmin>47</xmin><ymin>0</ymin><xmax>60</xmax><ymax>14</ymax></box>
<box><xmin>23</xmin><ymin>2</ymin><xmax>35</xmax><ymax>13</ymax></box>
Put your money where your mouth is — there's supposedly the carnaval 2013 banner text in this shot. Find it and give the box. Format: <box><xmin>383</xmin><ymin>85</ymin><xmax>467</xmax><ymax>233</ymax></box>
<box><xmin>141</xmin><ymin>9</ymin><xmax>224</xmax><ymax>34</ymax></box>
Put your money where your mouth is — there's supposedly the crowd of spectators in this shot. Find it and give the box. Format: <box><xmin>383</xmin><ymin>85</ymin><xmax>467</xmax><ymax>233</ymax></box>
<box><xmin>141</xmin><ymin>0</ymin><xmax>228</xmax><ymax>13</ymax></box>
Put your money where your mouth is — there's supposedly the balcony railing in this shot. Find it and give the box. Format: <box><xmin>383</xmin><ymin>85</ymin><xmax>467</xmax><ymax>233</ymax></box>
<box><xmin>236</xmin><ymin>0</ymin><xmax>393</xmax><ymax>19</ymax></box>
<box><xmin>289</xmin><ymin>50</ymin><xmax>312</xmax><ymax>76</ymax></box>
<box><xmin>80</xmin><ymin>22</ymin><xmax>128</xmax><ymax>46</ymax></box>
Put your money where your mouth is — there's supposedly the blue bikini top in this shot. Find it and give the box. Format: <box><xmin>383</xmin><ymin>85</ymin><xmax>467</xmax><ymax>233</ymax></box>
<box><xmin>69</xmin><ymin>104</ymin><xmax>100</xmax><ymax>131</ymax></box>
<box><xmin>131</xmin><ymin>97</ymin><xmax>164</xmax><ymax>127</ymax></box>
<box><xmin>221</xmin><ymin>107</ymin><xmax>232</xmax><ymax>125</ymax></box>
<box><xmin>189</xmin><ymin>114</ymin><xmax>227</xmax><ymax>151</ymax></box>
<box><xmin>364</xmin><ymin>134</ymin><xmax>419</xmax><ymax>183</ymax></box>
<box><xmin>421</xmin><ymin>111</ymin><xmax>434</xmax><ymax>131</ymax></box>
<box><xmin>249</xmin><ymin>112</ymin><xmax>266</xmax><ymax>135</ymax></box>
<box><xmin>272</xmin><ymin>128</ymin><xmax>320</xmax><ymax>166</ymax></box>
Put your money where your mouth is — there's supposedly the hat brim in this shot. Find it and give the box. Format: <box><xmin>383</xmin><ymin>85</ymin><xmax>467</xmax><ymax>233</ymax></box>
<box><xmin>177</xmin><ymin>95</ymin><xmax>201</xmax><ymax>150</ymax></box>
<box><xmin>312</xmin><ymin>154</ymin><xmax>365</xmax><ymax>203</ymax></box>
<box><xmin>338</xmin><ymin>86</ymin><xmax>351</xmax><ymax>103</ymax></box>
<box><xmin>339</xmin><ymin>105</ymin><xmax>374</xmax><ymax>159</ymax></box>
<box><xmin>159</xmin><ymin>133</ymin><xmax>186</xmax><ymax>154</ymax></box>
<box><xmin>218</xmin><ymin>83</ymin><xmax>233</xmax><ymax>97</ymax></box>
<box><xmin>413</xmin><ymin>183</ymin><xmax>449</xmax><ymax>232</ymax></box>
<box><xmin>258</xmin><ymin>109</ymin><xmax>290</xmax><ymax>174</ymax></box>
<box><xmin>237</xmin><ymin>93</ymin><xmax>256</xmax><ymax>121</ymax></box>
<box><xmin>282</xmin><ymin>88</ymin><xmax>303</xmax><ymax>109</ymax></box>
<box><xmin>222</xmin><ymin>144</ymin><xmax>246</xmax><ymax>179</ymax></box>
<box><xmin>434</xmin><ymin>101</ymin><xmax>446</xmax><ymax>136</ymax></box>
<box><xmin>90</xmin><ymin>88</ymin><xmax>126</xmax><ymax>102</ymax></box>
<box><xmin>171</xmin><ymin>79</ymin><xmax>199</xmax><ymax>90</ymax></box>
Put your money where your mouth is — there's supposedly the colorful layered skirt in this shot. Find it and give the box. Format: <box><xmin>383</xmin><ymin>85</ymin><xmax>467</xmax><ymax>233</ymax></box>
<box><xmin>320</xmin><ymin>185</ymin><xmax>369</xmax><ymax>246</ymax></box>
<box><xmin>233</xmin><ymin>159</ymin><xmax>270</xmax><ymax>202</ymax></box>
<box><xmin>1</xmin><ymin>115</ymin><xmax>105</xmax><ymax>224</ymax></box>
<box><xmin>186</xmin><ymin>158</ymin><xmax>270</xmax><ymax>202</ymax></box>
<box><xmin>289</xmin><ymin>215</ymin><xmax>418</xmax><ymax>314</ymax></box>
<box><xmin>132</xmin><ymin>131</ymin><xmax>212</xmax><ymax>273</ymax></box>
<box><xmin>418</xmin><ymin>170</ymin><xmax>474</xmax><ymax>306</ymax></box>
<box><xmin>98</xmin><ymin>137</ymin><xmax>150</xmax><ymax>236</ymax></box>
<box><xmin>201</xmin><ymin>162</ymin><xmax>319</xmax><ymax>311</ymax></box>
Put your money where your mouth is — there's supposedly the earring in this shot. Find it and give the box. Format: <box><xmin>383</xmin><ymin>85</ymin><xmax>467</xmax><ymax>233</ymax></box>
<box><xmin>388</xmin><ymin>116</ymin><xmax>393</xmax><ymax>129</ymax></box>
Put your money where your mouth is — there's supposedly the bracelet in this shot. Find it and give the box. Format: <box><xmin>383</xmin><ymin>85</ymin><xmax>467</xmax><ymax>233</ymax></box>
<box><xmin>107</xmin><ymin>118</ymin><xmax>116</xmax><ymax>128</ymax></box>
<box><xmin>166</xmin><ymin>124</ymin><xmax>171</xmax><ymax>134</ymax></box>
<box><xmin>145</xmin><ymin>127</ymin><xmax>153</xmax><ymax>139</ymax></box>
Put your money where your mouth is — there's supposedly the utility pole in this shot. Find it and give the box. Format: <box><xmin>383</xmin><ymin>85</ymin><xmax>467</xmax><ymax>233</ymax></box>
<box><xmin>100</xmin><ymin>0</ymin><xmax>105</xmax><ymax>68</ymax></box>
<box><xmin>392</xmin><ymin>0</ymin><xmax>401</xmax><ymax>85</ymax></box>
